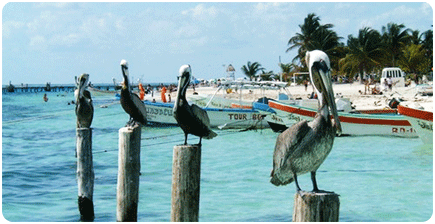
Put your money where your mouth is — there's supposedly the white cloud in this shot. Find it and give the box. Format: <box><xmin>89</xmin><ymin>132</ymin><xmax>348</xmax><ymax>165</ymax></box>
<box><xmin>26</xmin><ymin>10</ymin><xmax>55</xmax><ymax>32</ymax></box>
<box><xmin>34</xmin><ymin>2</ymin><xmax>74</xmax><ymax>8</ymax></box>
<box><xmin>49</xmin><ymin>33</ymin><xmax>81</xmax><ymax>46</ymax></box>
<box><xmin>182</xmin><ymin>4</ymin><xmax>219</xmax><ymax>20</ymax></box>
<box><xmin>334</xmin><ymin>2</ymin><xmax>351</xmax><ymax>10</ymax></box>
<box><xmin>170</xmin><ymin>36</ymin><xmax>209</xmax><ymax>54</ymax></box>
<box><xmin>254</xmin><ymin>2</ymin><xmax>286</xmax><ymax>14</ymax></box>
<box><xmin>3</xmin><ymin>20</ymin><xmax>25</xmax><ymax>38</ymax></box>
<box><xmin>420</xmin><ymin>2</ymin><xmax>432</xmax><ymax>15</ymax></box>
<box><xmin>29</xmin><ymin>35</ymin><xmax>47</xmax><ymax>50</ymax></box>
<box><xmin>176</xmin><ymin>24</ymin><xmax>200</xmax><ymax>38</ymax></box>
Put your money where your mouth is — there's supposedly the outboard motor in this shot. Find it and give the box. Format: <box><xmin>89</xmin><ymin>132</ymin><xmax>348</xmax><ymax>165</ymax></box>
<box><xmin>388</xmin><ymin>98</ymin><xmax>402</xmax><ymax>109</ymax></box>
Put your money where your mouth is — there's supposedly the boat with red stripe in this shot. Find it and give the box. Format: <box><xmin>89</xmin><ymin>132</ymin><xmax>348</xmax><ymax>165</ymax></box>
<box><xmin>397</xmin><ymin>104</ymin><xmax>433</xmax><ymax>144</ymax></box>
<box><xmin>267</xmin><ymin>100</ymin><xmax>417</xmax><ymax>138</ymax></box>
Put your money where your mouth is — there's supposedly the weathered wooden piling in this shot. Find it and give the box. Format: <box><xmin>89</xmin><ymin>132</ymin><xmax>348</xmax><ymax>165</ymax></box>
<box><xmin>171</xmin><ymin>144</ymin><xmax>201</xmax><ymax>222</ymax></box>
<box><xmin>292</xmin><ymin>191</ymin><xmax>340</xmax><ymax>222</ymax></box>
<box><xmin>116</xmin><ymin>125</ymin><xmax>141</xmax><ymax>222</ymax></box>
<box><xmin>76</xmin><ymin>128</ymin><xmax>95</xmax><ymax>221</ymax></box>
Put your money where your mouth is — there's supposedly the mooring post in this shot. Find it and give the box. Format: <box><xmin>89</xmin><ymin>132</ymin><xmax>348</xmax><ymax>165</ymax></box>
<box><xmin>292</xmin><ymin>191</ymin><xmax>340</xmax><ymax>222</ymax></box>
<box><xmin>171</xmin><ymin>144</ymin><xmax>201</xmax><ymax>222</ymax></box>
<box><xmin>116</xmin><ymin>125</ymin><xmax>141</xmax><ymax>222</ymax></box>
<box><xmin>76</xmin><ymin>128</ymin><xmax>95</xmax><ymax>221</ymax></box>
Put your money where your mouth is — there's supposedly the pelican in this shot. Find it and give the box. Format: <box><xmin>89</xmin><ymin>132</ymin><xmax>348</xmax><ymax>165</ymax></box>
<box><xmin>120</xmin><ymin>59</ymin><xmax>147</xmax><ymax>127</ymax></box>
<box><xmin>270</xmin><ymin>50</ymin><xmax>342</xmax><ymax>193</ymax></box>
<box><xmin>173</xmin><ymin>64</ymin><xmax>217</xmax><ymax>145</ymax></box>
<box><xmin>75</xmin><ymin>73</ymin><xmax>94</xmax><ymax>128</ymax></box>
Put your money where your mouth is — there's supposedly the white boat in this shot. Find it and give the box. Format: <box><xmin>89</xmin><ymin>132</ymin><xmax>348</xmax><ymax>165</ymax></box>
<box><xmin>397</xmin><ymin>104</ymin><xmax>433</xmax><ymax>144</ymax></box>
<box><xmin>267</xmin><ymin>100</ymin><xmax>418</xmax><ymax>138</ymax></box>
<box><xmin>188</xmin><ymin>80</ymin><xmax>292</xmax><ymax>109</ymax></box>
<box><xmin>88</xmin><ymin>87</ymin><xmax>120</xmax><ymax>97</ymax></box>
<box><xmin>144</xmin><ymin>101</ymin><xmax>268</xmax><ymax>129</ymax></box>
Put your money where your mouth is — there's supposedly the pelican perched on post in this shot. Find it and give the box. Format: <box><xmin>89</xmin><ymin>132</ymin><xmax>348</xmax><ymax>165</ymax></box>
<box><xmin>75</xmin><ymin>73</ymin><xmax>94</xmax><ymax>128</ymax></box>
<box><xmin>270</xmin><ymin>50</ymin><xmax>341</xmax><ymax>193</ymax></box>
<box><xmin>120</xmin><ymin>59</ymin><xmax>147</xmax><ymax>127</ymax></box>
<box><xmin>173</xmin><ymin>64</ymin><xmax>217</xmax><ymax>145</ymax></box>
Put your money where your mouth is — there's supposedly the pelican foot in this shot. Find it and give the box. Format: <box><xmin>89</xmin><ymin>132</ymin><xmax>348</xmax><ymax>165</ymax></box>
<box><xmin>297</xmin><ymin>190</ymin><xmax>308</xmax><ymax>198</ymax></box>
<box><xmin>125</xmin><ymin>121</ymin><xmax>141</xmax><ymax>129</ymax></box>
<box><xmin>125</xmin><ymin>120</ymin><xmax>133</xmax><ymax>127</ymax></box>
<box><xmin>311</xmin><ymin>189</ymin><xmax>336</xmax><ymax>195</ymax></box>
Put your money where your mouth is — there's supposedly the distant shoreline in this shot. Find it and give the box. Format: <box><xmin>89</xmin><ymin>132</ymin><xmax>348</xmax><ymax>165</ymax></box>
<box><xmin>2</xmin><ymin>82</ymin><xmax>177</xmax><ymax>88</ymax></box>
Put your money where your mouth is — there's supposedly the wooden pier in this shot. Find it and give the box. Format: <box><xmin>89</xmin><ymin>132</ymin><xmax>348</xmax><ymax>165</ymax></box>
<box><xmin>2</xmin><ymin>84</ymin><xmax>76</xmax><ymax>93</ymax></box>
<box><xmin>2</xmin><ymin>83</ymin><xmax>173</xmax><ymax>93</ymax></box>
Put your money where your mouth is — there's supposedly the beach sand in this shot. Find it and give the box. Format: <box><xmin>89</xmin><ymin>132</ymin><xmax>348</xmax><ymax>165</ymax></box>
<box><xmin>166</xmin><ymin>82</ymin><xmax>433</xmax><ymax>111</ymax></box>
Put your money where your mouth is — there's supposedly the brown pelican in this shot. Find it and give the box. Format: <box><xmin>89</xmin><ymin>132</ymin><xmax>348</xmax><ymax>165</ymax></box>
<box><xmin>270</xmin><ymin>50</ymin><xmax>342</xmax><ymax>193</ymax></box>
<box><xmin>75</xmin><ymin>73</ymin><xmax>94</xmax><ymax>128</ymax></box>
<box><xmin>120</xmin><ymin>59</ymin><xmax>147</xmax><ymax>127</ymax></box>
<box><xmin>173</xmin><ymin>64</ymin><xmax>217</xmax><ymax>145</ymax></box>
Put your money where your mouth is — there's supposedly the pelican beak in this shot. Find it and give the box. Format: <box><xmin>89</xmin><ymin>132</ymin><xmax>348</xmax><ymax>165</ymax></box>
<box><xmin>312</xmin><ymin>61</ymin><xmax>342</xmax><ymax>135</ymax></box>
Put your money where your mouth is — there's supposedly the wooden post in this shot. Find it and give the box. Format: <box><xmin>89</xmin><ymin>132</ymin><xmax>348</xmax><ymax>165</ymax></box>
<box><xmin>76</xmin><ymin>128</ymin><xmax>95</xmax><ymax>221</ymax></box>
<box><xmin>116</xmin><ymin>126</ymin><xmax>141</xmax><ymax>222</ymax></box>
<box><xmin>171</xmin><ymin>144</ymin><xmax>201</xmax><ymax>222</ymax></box>
<box><xmin>292</xmin><ymin>191</ymin><xmax>340</xmax><ymax>222</ymax></box>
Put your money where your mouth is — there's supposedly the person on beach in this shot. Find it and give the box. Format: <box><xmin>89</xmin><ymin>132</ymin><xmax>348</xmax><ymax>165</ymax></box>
<box><xmin>161</xmin><ymin>85</ymin><xmax>167</xmax><ymax>103</ymax></box>
<box><xmin>371</xmin><ymin>84</ymin><xmax>382</xmax><ymax>95</ymax></box>
<box><xmin>138</xmin><ymin>83</ymin><xmax>145</xmax><ymax>100</ymax></box>
<box><xmin>43</xmin><ymin>93</ymin><xmax>48</xmax><ymax>102</ymax></box>
<box><xmin>387</xmin><ymin>77</ymin><xmax>393</xmax><ymax>91</ymax></box>
<box><xmin>303</xmin><ymin>79</ymin><xmax>308</xmax><ymax>91</ymax></box>
<box><xmin>364</xmin><ymin>79</ymin><xmax>370</xmax><ymax>94</ymax></box>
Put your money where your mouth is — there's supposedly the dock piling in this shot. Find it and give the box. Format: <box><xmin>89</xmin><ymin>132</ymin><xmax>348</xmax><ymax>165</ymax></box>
<box><xmin>292</xmin><ymin>191</ymin><xmax>340</xmax><ymax>222</ymax></box>
<box><xmin>76</xmin><ymin>128</ymin><xmax>95</xmax><ymax>221</ymax></box>
<box><xmin>171</xmin><ymin>144</ymin><xmax>201</xmax><ymax>222</ymax></box>
<box><xmin>116</xmin><ymin>125</ymin><xmax>141</xmax><ymax>222</ymax></box>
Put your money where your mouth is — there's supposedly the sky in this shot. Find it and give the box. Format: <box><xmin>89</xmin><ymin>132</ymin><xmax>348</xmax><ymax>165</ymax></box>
<box><xmin>2</xmin><ymin>1</ymin><xmax>433</xmax><ymax>85</ymax></box>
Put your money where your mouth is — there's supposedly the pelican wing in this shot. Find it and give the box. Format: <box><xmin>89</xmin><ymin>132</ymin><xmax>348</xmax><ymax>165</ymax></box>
<box><xmin>83</xmin><ymin>90</ymin><xmax>92</xmax><ymax>101</ymax></box>
<box><xmin>131</xmin><ymin>93</ymin><xmax>147</xmax><ymax>121</ymax></box>
<box><xmin>271</xmin><ymin>120</ymin><xmax>311</xmax><ymax>185</ymax></box>
<box><xmin>190</xmin><ymin>103</ymin><xmax>211</xmax><ymax>127</ymax></box>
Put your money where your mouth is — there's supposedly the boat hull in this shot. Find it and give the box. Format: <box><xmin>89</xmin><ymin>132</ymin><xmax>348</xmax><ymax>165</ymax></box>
<box><xmin>144</xmin><ymin>101</ymin><xmax>269</xmax><ymax>129</ymax></box>
<box><xmin>268</xmin><ymin>100</ymin><xmax>417</xmax><ymax>138</ymax></box>
<box><xmin>398</xmin><ymin>105</ymin><xmax>433</xmax><ymax>144</ymax></box>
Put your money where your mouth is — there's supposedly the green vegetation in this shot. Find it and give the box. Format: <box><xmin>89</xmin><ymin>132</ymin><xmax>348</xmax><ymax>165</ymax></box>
<box><xmin>241</xmin><ymin>61</ymin><xmax>264</xmax><ymax>81</ymax></box>
<box><xmin>242</xmin><ymin>13</ymin><xmax>433</xmax><ymax>84</ymax></box>
<box><xmin>287</xmin><ymin>13</ymin><xmax>433</xmax><ymax>83</ymax></box>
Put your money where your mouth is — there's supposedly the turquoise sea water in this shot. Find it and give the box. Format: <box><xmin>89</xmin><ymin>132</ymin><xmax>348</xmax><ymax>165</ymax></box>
<box><xmin>2</xmin><ymin>91</ymin><xmax>433</xmax><ymax>222</ymax></box>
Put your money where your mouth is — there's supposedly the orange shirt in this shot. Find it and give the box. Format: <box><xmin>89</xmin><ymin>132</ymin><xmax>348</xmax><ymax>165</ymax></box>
<box><xmin>161</xmin><ymin>86</ymin><xmax>167</xmax><ymax>103</ymax></box>
<box><xmin>138</xmin><ymin>83</ymin><xmax>145</xmax><ymax>100</ymax></box>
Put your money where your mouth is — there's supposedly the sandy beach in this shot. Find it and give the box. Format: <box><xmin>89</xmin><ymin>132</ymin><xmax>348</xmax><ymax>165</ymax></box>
<box><xmin>172</xmin><ymin>82</ymin><xmax>433</xmax><ymax>112</ymax></box>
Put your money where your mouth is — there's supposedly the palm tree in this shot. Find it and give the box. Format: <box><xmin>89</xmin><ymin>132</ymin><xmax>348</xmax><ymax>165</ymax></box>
<box><xmin>259</xmin><ymin>70</ymin><xmax>275</xmax><ymax>81</ymax></box>
<box><xmin>241</xmin><ymin>61</ymin><xmax>264</xmax><ymax>81</ymax></box>
<box><xmin>409</xmin><ymin>30</ymin><xmax>421</xmax><ymax>45</ymax></box>
<box><xmin>381</xmin><ymin>23</ymin><xmax>410</xmax><ymax>66</ymax></box>
<box><xmin>286</xmin><ymin>13</ymin><xmax>324</xmax><ymax>62</ymax></box>
<box><xmin>407</xmin><ymin>29</ymin><xmax>432</xmax><ymax>72</ymax></box>
<box><xmin>420</xmin><ymin>29</ymin><xmax>433</xmax><ymax>66</ymax></box>
<box><xmin>279</xmin><ymin>63</ymin><xmax>294</xmax><ymax>82</ymax></box>
<box><xmin>398</xmin><ymin>44</ymin><xmax>431</xmax><ymax>75</ymax></box>
<box><xmin>339</xmin><ymin>27</ymin><xmax>384</xmax><ymax>83</ymax></box>
<box><xmin>286</xmin><ymin>13</ymin><xmax>342</xmax><ymax>68</ymax></box>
